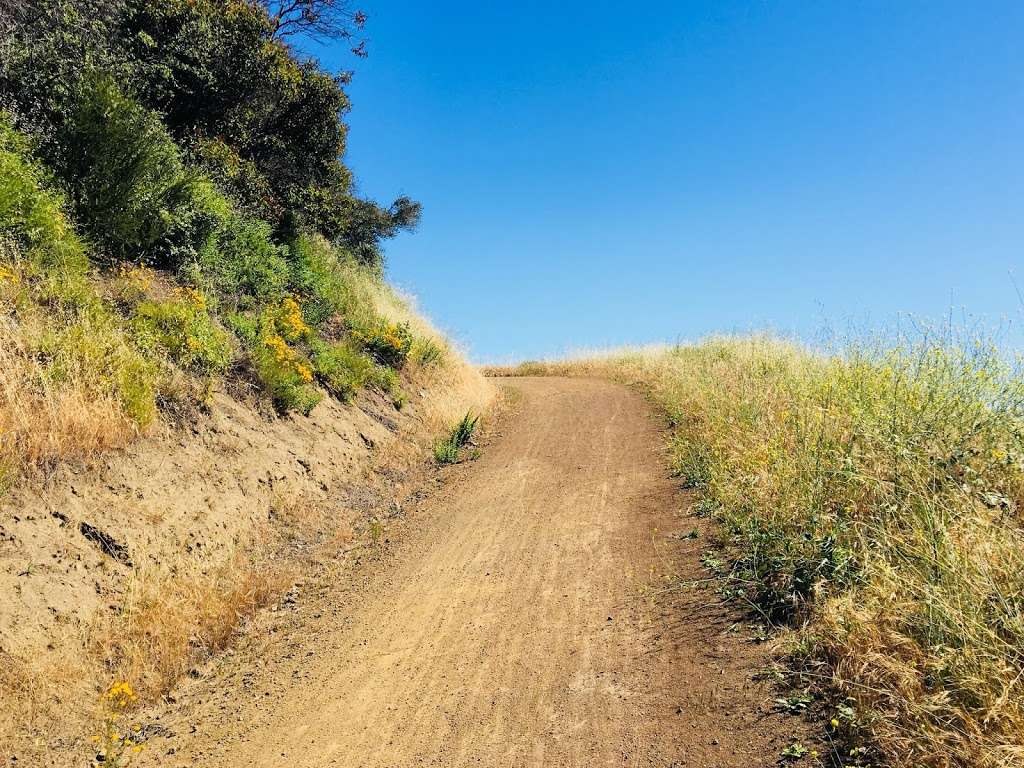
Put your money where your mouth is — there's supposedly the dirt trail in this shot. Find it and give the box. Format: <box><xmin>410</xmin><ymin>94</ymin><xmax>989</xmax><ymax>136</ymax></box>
<box><xmin>141</xmin><ymin>378</ymin><xmax>796</xmax><ymax>767</ymax></box>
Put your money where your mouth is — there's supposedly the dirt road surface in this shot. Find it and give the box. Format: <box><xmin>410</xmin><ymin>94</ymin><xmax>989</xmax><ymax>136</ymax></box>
<box><xmin>140</xmin><ymin>378</ymin><xmax>797</xmax><ymax>767</ymax></box>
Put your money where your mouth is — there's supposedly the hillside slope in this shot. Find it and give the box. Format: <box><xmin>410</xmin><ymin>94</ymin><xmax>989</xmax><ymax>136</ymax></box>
<box><xmin>0</xmin><ymin>2</ymin><xmax>498</xmax><ymax>759</ymax></box>
<box><xmin>2</xmin><ymin>289</ymin><xmax>492</xmax><ymax>764</ymax></box>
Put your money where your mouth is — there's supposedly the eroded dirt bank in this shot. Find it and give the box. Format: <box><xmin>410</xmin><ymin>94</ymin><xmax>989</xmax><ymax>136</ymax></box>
<box><xmin>1</xmin><ymin>356</ymin><xmax>492</xmax><ymax>763</ymax></box>
<box><xmin>135</xmin><ymin>377</ymin><xmax>798</xmax><ymax>768</ymax></box>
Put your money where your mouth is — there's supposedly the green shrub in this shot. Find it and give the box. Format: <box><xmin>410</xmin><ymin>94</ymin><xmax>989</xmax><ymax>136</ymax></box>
<box><xmin>354</xmin><ymin>320</ymin><xmax>412</xmax><ymax>369</ymax></box>
<box><xmin>191</xmin><ymin>216</ymin><xmax>290</xmax><ymax>309</ymax></box>
<box><xmin>251</xmin><ymin>343</ymin><xmax>320</xmax><ymax>416</ymax></box>
<box><xmin>132</xmin><ymin>290</ymin><xmax>234</xmax><ymax>376</ymax></box>
<box><xmin>191</xmin><ymin>136</ymin><xmax>277</xmax><ymax>222</ymax></box>
<box><xmin>159</xmin><ymin>177</ymin><xmax>233</xmax><ymax>267</ymax></box>
<box><xmin>288</xmin><ymin>233</ymin><xmax>379</xmax><ymax>331</ymax></box>
<box><xmin>3</xmin><ymin>0</ymin><xmax>419</xmax><ymax>271</ymax></box>
<box><xmin>62</xmin><ymin>75</ymin><xmax>200</xmax><ymax>261</ymax></box>
<box><xmin>239</xmin><ymin>312</ymin><xmax>320</xmax><ymax>415</ymax></box>
<box><xmin>0</xmin><ymin>116</ymin><xmax>88</xmax><ymax>276</ymax></box>
<box><xmin>310</xmin><ymin>340</ymin><xmax>375</xmax><ymax>401</ymax></box>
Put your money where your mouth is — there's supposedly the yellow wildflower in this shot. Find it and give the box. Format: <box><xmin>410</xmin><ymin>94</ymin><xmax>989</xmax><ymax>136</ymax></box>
<box><xmin>278</xmin><ymin>296</ymin><xmax>309</xmax><ymax>340</ymax></box>
<box><xmin>104</xmin><ymin>680</ymin><xmax>137</xmax><ymax>705</ymax></box>
<box><xmin>178</xmin><ymin>286</ymin><xmax>206</xmax><ymax>311</ymax></box>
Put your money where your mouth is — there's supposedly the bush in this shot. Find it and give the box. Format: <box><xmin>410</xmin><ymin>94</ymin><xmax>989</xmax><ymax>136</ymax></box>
<box><xmin>310</xmin><ymin>340</ymin><xmax>374</xmax><ymax>401</ymax></box>
<box><xmin>237</xmin><ymin>309</ymin><xmax>320</xmax><ymax>415</ymax></box>
<box><xmin>252</xmin><ymin>341</ymin><xmax>320</xmax><ymax>416</ymax></box>
<box><xmin>287</xmin><ymin>233</ymin><xmax>378</xmax><ymax>331</ymax></box>
<box><xmin>354</xmin><ymin>320</ymin><xmax>412</xmax><ymax>369</ymax></box>
<box><xmin>273</xmin><ymin>295</ymin><xmax>312</xmax><ymax>343</ymax></box>
<box><xmin>0</xmin><ymin>115</ymin><xmax>88</xmax><ymax>275</ymax></box>
<box><xmin>62</xmin><ymin>75</ymin><xmax>200</xmax><ymax>261</ymax></box>
<box><xmin>132</xmin><ymin>289</ymin><xmax>234</xmax><ymax>376</ymax></box>
<box><xmin>191</xmin><ymin>215</ymin><xmax>290</xmax><ymax>309</ymax></box>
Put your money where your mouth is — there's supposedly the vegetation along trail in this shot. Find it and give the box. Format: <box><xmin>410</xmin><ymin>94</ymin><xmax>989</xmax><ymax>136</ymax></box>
<box><xmin>138</xmin><ymin>377</ymin><xmax>800</xmax><ymax>767</ymax></box>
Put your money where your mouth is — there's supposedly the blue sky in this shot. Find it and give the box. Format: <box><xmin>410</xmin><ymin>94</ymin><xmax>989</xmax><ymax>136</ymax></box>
<box><xmin>307</xmin><ymin>1</ymin><xmax>1024</xmax><ymax>363</ymax></box>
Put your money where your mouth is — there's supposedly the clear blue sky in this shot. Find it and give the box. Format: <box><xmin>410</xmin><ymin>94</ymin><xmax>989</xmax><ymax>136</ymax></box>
<box><xmin>306</xmin><ymin>1</ymin><xmax>1024</xmax><ymax>363</ymax></box>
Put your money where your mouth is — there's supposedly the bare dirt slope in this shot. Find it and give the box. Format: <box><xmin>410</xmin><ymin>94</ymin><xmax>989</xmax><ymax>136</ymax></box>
<box><xmin>140</xmin><ymin>377</ymin><xmax>797</xmax><ymax>768</ymax></box>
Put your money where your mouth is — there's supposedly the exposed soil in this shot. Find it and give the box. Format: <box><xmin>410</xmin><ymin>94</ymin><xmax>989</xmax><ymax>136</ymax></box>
<box><xmin>133</xmin><ymin>377</ymin><xmax>802</xmax><ymax>768</ymax></box>
<box><xmin>1</xmin><ymin>358</ymin><xmax>492</xmax><ymax>763</ymax></box>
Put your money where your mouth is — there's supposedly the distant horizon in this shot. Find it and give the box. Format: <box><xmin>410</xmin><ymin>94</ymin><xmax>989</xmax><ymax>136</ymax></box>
<box><xmin>304</xmin><ymin>1</ymin><xmax>1024</xmax><ymax>362</ymax></box>
<box><xmin>462</xmin><ymin>313</ymin><xmax>1024</xmax><ymax>367</ymax></box>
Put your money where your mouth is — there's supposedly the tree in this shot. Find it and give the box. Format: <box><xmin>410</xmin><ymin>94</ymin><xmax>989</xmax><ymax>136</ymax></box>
<box><xmin>261</xmin><ymin>0</ymin><xmax>368</xmax><ymax>55</ymax></box>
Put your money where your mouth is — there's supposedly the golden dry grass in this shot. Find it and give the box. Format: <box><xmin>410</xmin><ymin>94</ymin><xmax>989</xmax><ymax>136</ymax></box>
<box><xmin>372</xmin><ymin>280</ymin><xmax>494</xmax><ymax>432</ymax></box>
<box><xmin>0</xmin><ymin>315</ymin><xmax>138</xmax><ymax>484</ymax></box>
<box><xmin>91</xmin><ymin>554</ymin><xmax>292</xmax><ymax>700</ymax></box>
<box><xmin>493</xmin><ymin>336</ymin><xmax>1024</xmax><ymax>768</ymax></box>
<box><xmin>0</xmin><ymin>550</ymin><xmax>288</xmax><ymax>764</ymax></box>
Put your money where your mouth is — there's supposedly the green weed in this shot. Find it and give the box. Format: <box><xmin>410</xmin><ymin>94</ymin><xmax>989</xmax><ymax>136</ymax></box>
<box><xmin>131</xmin><ymin>290</ymin><xmax>234</xmax><ymax>377</ymax></box>
<box><xmin>412</xmin><ymin>337</ymin><xmax>444</xmax><ymax>367</ymax></box>
<box><xmin>310</xmin><ymin>340</ymin><xmax>375</xmax><ymax>402</ymax></box>
<box><xmin>354</xmin><ymin>320</ymin><xmax>413</xmax><ymax>369</ymax></box>
<box><xmin>434</xmin><ymin>411</ymin><xmax>479</xmax><ymax>465</ymax></box>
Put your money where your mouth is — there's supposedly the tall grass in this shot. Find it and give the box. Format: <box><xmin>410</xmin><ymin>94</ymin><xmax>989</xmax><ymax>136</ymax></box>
<box><xmin>499</xmin><ymin>335</ymin><xmax>1024</xmax><ymax>768</ymax></box>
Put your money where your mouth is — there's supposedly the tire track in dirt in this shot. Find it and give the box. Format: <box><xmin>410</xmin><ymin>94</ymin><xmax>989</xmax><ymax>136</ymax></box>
<box><xmin>140</xmin><ymin>377</ymin><xmax>799</xmax><ymax>767</ymax></box>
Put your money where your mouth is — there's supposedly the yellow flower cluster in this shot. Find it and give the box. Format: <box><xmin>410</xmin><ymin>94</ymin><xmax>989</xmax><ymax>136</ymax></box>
<box><xmin>264</xmin><ymin>332</ymin><xmax>290</xmax><ymax>363</ymax></box>
<box><xmin>177</xmin><ymin>286</ymin><xmax>206</xmax><ymax>311</ymax></box>
<box><xmin>264</xmin><ymin>333</ymin><xmax>313</xmax><ymax>384</ymax></box>
<box><xmin>117</xmin><ymin>264</ymin><xmax>153</xmax><ymax>294</ymax></box>
<box><xmin>379</xmin><ymin>325</ymin><xmax>407</xmax><ymax>351</ymax></box>
<box><xmin>93</xmin><ymin>681</ymin><xmax>145</xmax><ymax>766</ymax></box>
<box><xmin>0</xmin><ymin>265</ymin><xmax>19</xmax><ymax>284</ymax></box>
<box><xmin>278</xmin><ymin>296</ymin><xmax>309</xmax><ymax>341</ymax></box>
<box><xmin>104</xmin><ymin>680</ymin><xmax>137</xmax><ymax>709</ymax></box>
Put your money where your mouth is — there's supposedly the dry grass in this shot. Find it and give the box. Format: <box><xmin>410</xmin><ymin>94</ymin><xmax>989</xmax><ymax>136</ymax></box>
<box><xmin>372</xmin><ymin>280</ymin><xmax>494</xmax><ymax>433</ymax></box>
<box><xmin>0</xmin><ymin>553</ymin><xmax>288</xmax><ymax>763</ymax></box>
<box><xmin>495</xmin><ymin>336</ymin><xmax>1024</xmax><ymax>768</ymax></box>
<box><xmin>91</xmin><ymin>554</ymin><xmax>292</xmax><ymax>700</ymax></box>
<box><xmin>0</xmin><ymin>316</ymin><xmax>138</xmax><ymax>485</ymax></box>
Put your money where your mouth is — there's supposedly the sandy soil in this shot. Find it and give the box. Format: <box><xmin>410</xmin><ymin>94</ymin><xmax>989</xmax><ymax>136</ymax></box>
<box><xmin>137</xmin><ymin>377</ymin><xmax>799</xmax><ymax>767</ymax></box>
